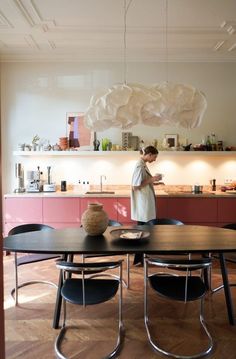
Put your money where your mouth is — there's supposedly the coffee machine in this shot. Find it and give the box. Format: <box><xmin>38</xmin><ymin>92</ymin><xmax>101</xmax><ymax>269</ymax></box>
<box><xmin>43</xmin><ymin>166</ymin><xmax>56</xmax><ymax>192</ymax></box>
<box><xmin>14</xmin><ymin>163</ymin><xmax>25</xmax><ymax>193</ymax></box>
<box><xmin>26</xmin><ymin>166</ymin><xmax>43</xmax><ymax>192</ymax></box>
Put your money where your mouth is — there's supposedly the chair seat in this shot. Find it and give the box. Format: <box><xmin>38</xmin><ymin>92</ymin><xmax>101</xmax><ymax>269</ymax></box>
<box><xmin>150</xmin><ymin>275</ymin><xmax>207</xmax><ymax>301</ymax></box>
<box><xmin>16</xmin><ymin>253</ymin><xmax>60</xmax><ymax>266</ymax></box>
<box><xmin>61</xmin><ymin>278</ymin><xmax>119</xmax><ymax>305</ymax></box>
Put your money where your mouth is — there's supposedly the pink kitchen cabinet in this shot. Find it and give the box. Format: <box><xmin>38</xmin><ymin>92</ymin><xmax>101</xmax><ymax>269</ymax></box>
<box><xmin>80</xmin><ymin>197</ymin><xmax>118</xmax><ymax>221</ymax></box>
<box><xmin>218</xmin><ymin>198</ymin><xmax>236</xmax><ymax>226</ymax></box>
<box><xmin>156</xmin><ymin>197</ymin><xmax>168</xmax><ymax>218</ymax></box>
<box><xmin>117</xmin><ymin>197</ymin><xmax>168</xmax><ymax>225</ymax></box>
<box><xmin>4</xmin><ymin>197</ymin><xmax>43</xmax><ymax>236</ymax></box>
<box><xmin>167</xmin><ymin>197</ymin><xmax>218</xmax><ymax>225</ymax></box>
<box><xmin>4</xmin><ymin>197</ymin><xmax>43</xmax><ymax>223</ymax></box>
<box><xmin>42</xmin><ymin>198</ymin><xmax>80</xmax><ymax>227</ymax></box>
<box><xmin>117</xmin><ymin>197</ymin><xmax>133</xmax><ymax>224</ymax></box>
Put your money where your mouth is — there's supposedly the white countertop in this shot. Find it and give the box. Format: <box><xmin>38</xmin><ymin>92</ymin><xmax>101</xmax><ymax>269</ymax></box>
<box><xmin>4</xmin><ymin>189</ymin><xmax>236</xmax><ymax>198</ymax></box>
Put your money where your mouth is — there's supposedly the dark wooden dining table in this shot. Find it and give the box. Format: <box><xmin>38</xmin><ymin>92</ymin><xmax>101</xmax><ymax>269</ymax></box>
<box><xmin>3</xmin><ymin>224</ymin><xmax>236</xmax><ymax>328</ymax></box>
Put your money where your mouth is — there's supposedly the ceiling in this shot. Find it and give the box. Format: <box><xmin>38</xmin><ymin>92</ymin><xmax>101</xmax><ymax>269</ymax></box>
<box><xmin>0</xmin><ymin>0</ymin><xmax>236</xmax><ymax>63</ymax></box>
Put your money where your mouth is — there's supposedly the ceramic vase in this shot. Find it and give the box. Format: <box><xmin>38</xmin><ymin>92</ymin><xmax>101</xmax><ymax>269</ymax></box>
<box><xmin>81</xmin><ymin>202</ymin><xmax>109</xmax><ymax>236</ymax></box>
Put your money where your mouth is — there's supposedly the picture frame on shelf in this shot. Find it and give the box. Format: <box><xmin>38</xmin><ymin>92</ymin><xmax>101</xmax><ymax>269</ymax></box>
<box><xmin>66</xmin><ymin>112</ymin><xmax>93</xmax><ymax>150</ymax></box>
<box><xmin>164</xmin><ymin>134</ymin><xmax>178</xmax><ymax>148</ymax></box>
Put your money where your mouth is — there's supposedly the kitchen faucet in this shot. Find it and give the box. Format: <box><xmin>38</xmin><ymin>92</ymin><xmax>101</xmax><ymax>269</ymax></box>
<box><xmin>100</xmin><ymin>175</ymin><xmax>106</xmax><ymax>192</ymax></box>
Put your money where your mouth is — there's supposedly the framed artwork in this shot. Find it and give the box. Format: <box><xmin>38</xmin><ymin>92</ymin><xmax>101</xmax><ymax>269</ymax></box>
<box><xmin>66</xmin><ymin>112</ymin><xmax>92</xmax><ymax>149</ymax></box>
<box><xmin>165</xmin><ymin>134</ymin><xmax>178</xmax><ymax>148</ymax></box>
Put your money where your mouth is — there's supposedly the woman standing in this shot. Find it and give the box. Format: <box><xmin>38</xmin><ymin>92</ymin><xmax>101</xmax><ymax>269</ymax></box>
<box><xmin>131</xmin><ymin>146</ymin><xmax>162</xmax><ymax>264</ymax></box>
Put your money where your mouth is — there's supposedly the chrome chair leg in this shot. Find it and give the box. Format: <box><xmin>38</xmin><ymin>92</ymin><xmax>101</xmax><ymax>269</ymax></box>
<box><xmin>144</xmin><ymin>255</ymin><xmax>213</xmax><ymax>359</ymax></box>
<box><xmin>14</xmin><ymin>252</ymin><xmax>19</xmax><ymax>306</ymax></box>
<box><xmin>12</xmin><ymin>252</ymin><xmax>58</xmax><ymax>305</ymax></box>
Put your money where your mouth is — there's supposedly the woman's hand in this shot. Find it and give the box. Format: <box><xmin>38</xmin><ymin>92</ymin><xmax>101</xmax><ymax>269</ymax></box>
<box><xmin>153</xmin><ymin>174</ymin><xmax>163</xmax><ymax>182</ymax></box>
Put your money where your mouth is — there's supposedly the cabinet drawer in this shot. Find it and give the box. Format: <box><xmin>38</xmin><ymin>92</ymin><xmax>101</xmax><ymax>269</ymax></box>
<box><xmin>167</xmin><ymin>198</ymin><xmax>218</xmax><ymax>223</ymax></box>
<box><xmin>43</xmin><ymin>198</ymin><xmax>80</xmax><ymax>223</ymax></box>
<box><xmin>218</xmin><ymin>198</ymin><xmax>236</xmax><ymax>223</ymax></box>
<box><xmin>4</xmin><ymin>198</ymin><xmax>43</xmax><ymax>223</ymax></box>
<box><xmin>117</xmin><ymin>197</ymin><xmax>132</xmax><ymax>224</ymax></box>
<box><xmin>80</xmin><ymin>198</ymin><xmax>118</xmax><ymax>221</ymax></box>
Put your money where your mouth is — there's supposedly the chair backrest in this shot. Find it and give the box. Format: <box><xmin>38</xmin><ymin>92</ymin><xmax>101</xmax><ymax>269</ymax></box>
<box><xmin>8</xmin><ymin>223</ymin><xmax>54</xmax><ymax>236</ymax></box>
<box><xmin>108</xmin><ymin>219</ymin><xmax>122</xmax><ymax>227</ymax></box>
<box><xmin>148</xmin><ymin>218</ymin><xmax>184</xmax><ymax>225</ymax></box>
<box><xmin>146</xmin><ymin>257</ymin><xmax>211</xmax><ymax>270</ymax></box>
<box><xmin>222</xmin><ymin>223</ymin><xmax>236</xmax><ymax>231</ymax></box>
<box><xmin>56</xmin><ymin>260</ymin><xmax>122</xmax><ymax>276</ymax></box>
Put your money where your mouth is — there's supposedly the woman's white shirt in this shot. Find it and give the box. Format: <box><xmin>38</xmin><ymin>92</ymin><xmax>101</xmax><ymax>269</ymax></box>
<box><xmin>131</xmin><ymin>158</ymin><xmax>156</xmax><ymax>222</ymax></box>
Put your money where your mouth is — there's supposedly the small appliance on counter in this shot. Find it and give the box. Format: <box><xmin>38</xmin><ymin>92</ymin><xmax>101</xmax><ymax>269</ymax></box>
<box><xmin>192</xmin><ymin>184</ymin><xmax>203</xmax><ymax>194</ymax></box>
<box><xmin>43</xmin><ymin>166</ymin><xmax>56</xmax><ymax>192</ymax></box>
<box><xmin>14</xmin><ymin>163</ymin><xmax>25</xmax><ymax>193</ymax></box>
<box><xmin>26</xmin><ymin>166</ymin><xmax>43</xmax><ymax>192</ymax></box>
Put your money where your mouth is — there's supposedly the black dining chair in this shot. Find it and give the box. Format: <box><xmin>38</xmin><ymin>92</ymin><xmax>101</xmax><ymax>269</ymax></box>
<box><xmin>148</xmin><ymin>218</ymin><xmax>184</xmax><ymax>225</ymax></box>
<box><xmin>144</xmin><ymin>255</ymin><xmax>213</xmax><ymax>358</ymax></box>
<box><xmin>8</xmin><ymin>223</ymin><xmax>60</xmax><ymax>305</ymax></box>
<box><xmin>54</xmin><ymin>259</ymin><xmax>124</xmax><ymax>359</ymax></box>
<box><xmin>82</xmin><ymin>219</ymin><xmax>130</xmax><ymax>288</ymax></box>
<box><xmin>148</xmin><ymin>217</ymin><xmax>191</xmax><ymax>273</ymax></box>
<box><xmin>133</xmin><ymin>218</ymin><xmax>185</xmax><ymax>266</ymax></box>
<box><xmin>211</xmin><ymin>223</ymin><xmax>236</xmax><ymax>293</ymax></box>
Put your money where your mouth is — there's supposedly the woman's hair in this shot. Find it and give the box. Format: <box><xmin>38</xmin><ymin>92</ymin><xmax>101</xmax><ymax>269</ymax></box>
<box><xmin>140</xmin><ymin>145</ymin><xmax>158</xmax><ymax>155</ymax></box>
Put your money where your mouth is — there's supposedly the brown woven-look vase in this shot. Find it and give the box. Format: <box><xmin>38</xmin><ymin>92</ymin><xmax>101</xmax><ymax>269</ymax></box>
<box><xmin>81</xmin><ymin>202</ymin><xmax>109</xmax><ymax>236</ymax></box>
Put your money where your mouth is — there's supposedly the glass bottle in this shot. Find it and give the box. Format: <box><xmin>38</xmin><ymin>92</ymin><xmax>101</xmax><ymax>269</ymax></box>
<box><xmin>206</xmin><ymin>136</ymin><xmax>212</xmax><ymax>151</ymax></box>
<box><xmin>211</xmin><ymin>133</ymin><xmax>216</xmax><ymax>151</ymax></box>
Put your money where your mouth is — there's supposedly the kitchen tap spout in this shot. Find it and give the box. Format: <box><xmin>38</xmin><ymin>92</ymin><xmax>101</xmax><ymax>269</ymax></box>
<box><xmin>100</xmin><ymin>175</ymin><xmax>106</xmax><ymax>192</ymax></box>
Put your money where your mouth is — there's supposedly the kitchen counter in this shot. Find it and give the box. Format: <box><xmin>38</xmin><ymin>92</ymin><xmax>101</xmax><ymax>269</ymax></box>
<box><xmin>4</xmin><ymin>190</ymin><xmax>236</xmax><ymax>198</ymax></box>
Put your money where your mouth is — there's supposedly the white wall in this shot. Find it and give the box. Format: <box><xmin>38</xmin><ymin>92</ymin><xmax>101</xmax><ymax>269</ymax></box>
<box><xmin>1</xmin><ymin>61</ymin><xmax>236</xmax><ymax>193</ymax></box>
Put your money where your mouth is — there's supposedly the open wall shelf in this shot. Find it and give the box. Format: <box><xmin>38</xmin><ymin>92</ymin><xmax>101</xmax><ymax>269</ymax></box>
<box><xmin>13</xmin><ymin>150</ymin><xmax>236</xmax><ymax>157</ymax></box>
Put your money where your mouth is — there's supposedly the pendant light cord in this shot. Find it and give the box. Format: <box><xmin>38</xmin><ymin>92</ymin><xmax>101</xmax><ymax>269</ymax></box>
<box><xmin>123</xmin><ymin>0</ymin><xmax>133</xmax><ymax>85</ymax></box>
<box><xmin>165</xmin><ymin>0</ymin><xmax>169</xmax><ymax>83</ymax></box>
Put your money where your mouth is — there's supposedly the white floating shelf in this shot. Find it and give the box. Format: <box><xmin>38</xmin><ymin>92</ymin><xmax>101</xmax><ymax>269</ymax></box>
<box><xmin>13</xmin><ymin>150</ymin><xmax>236</xmax><ymax>157</ymax></box>
<box><xmin>13</xmin><ymin>150</ymin><xmax>139</xmax><ymax>156</ymax></box>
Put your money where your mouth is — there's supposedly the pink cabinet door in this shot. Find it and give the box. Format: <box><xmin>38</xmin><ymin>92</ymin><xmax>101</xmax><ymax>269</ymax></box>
<box><xmin>80</xmin><ymin>198</ymin><xmax>118</xmax><ymax>221</ymax></box>
<box><xmin>156</xmin><ymin>197</ymin><xmax>168</xmax><ymax>218</ymax></box>
<box><xmin>167</xmin><ymin>198</ymin><xmax>218</xmax><ymax>224</ymax></box>
<box><xmin>43</xmin><ymin>198</ymin><xmax>80</xmax><ymax>223</ymax></box>
<box><xmin>4</xmin><ymin>197</ymin><xmax>43</xmax><ymax>223</ymax></box>
<box><xmin>117</xmin><ymin>198</ymin><xmax>132</xmax><ymax>224</ymax></box>
<box><xmin>218</xmin><ymin>198</ymin><xmax>236</xmax><ymax>224</ymax></box>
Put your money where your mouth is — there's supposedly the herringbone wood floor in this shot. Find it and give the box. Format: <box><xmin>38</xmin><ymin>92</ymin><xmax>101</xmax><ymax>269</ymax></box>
<box><xmin>3</xmin><ymin>254</ymin><xmax>236</xmax><ymax>359</ymax></box>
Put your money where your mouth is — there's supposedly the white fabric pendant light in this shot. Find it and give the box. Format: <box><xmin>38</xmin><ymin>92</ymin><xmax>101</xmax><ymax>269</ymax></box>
<box><xmin>84</xmin><ymin>0</ymin><xmax>207</xmax><ymax>131</ymax></box>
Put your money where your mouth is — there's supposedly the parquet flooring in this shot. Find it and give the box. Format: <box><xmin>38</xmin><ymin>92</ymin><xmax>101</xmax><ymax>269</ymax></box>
<box><xmin>3</xmin><ymin>254</ymin><xmax>236</xmax><ymax>358</ymax></box>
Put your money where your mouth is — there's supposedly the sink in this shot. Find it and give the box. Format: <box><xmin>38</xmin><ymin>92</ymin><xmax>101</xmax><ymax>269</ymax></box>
<box><xmin>85</xmin><ymin>191</ymin><xmax>115</xmax><ymax>194</ymax></box>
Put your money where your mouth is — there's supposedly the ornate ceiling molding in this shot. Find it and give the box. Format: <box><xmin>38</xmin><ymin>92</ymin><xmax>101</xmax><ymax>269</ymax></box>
<box><xmin>0</xmin><ymin>10</ymin><xmax>13</xmax><ymax>29</ymax></box>
<box><xmin>13</xmin><ymin>0</ymin><xmax>55</xmax><ymax>31</ymax></box>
